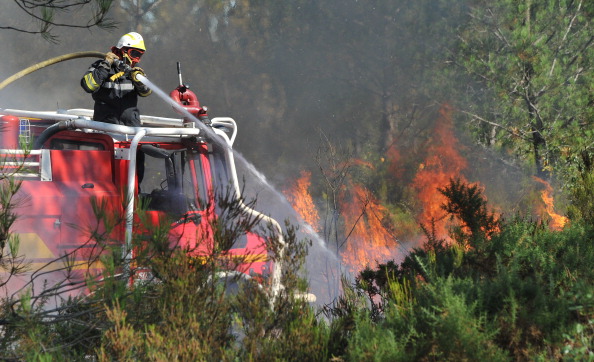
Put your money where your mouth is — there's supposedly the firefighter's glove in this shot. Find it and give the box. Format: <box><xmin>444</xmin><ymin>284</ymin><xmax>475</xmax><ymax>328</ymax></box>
<box><xmin>104</xmin><ymin>52</ymin><xmax>118</xmax><ymax>66</ymax></box>
<box><xmin>131</xmin><ymin>67</ymin><xmax>146</xmax><ymax>83</ymax></box>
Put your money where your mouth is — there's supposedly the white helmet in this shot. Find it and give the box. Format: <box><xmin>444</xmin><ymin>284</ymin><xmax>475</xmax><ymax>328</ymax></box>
<box><xmin>116</xmin><ymin>32</ymin><xmax>146</xmax><ymax>51</ymax></box>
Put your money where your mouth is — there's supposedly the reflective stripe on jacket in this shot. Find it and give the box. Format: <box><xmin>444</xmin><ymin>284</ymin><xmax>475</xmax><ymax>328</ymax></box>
<box><xmin>80</xmin><ymin>59</ymin><xmax>152</xmax><ymax>126</ymax></box>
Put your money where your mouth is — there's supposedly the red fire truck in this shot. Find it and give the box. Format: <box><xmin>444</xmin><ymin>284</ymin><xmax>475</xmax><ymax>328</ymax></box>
<box><xmin>0</xmin><ymin>88</ymin><xmax>284</xmax><ymax>301</ymax></box>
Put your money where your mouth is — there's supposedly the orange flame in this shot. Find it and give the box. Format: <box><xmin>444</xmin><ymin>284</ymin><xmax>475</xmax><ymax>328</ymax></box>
<box><xmin>283</xmin><ymin>168</ymin><xmax>399</xmax><ymax>274</ymax></box>
<box><xmin>339</xmin><ymin>183</ymin><xmax>398</xmax><ymax>273</ymax></box>
<box><xmin>283</xmin><ymin>170</ymin><xmax>320</xmax><ymax>232</ymax></box>
<box><xmin>411</xmin><ymin>104</ymin><xmax>467</xmax><ymax>240</ymax></box>
<box><xmin>532</xmin><ymin>176</ymin><xmax>568</xmax><ymax>230</ymax></box>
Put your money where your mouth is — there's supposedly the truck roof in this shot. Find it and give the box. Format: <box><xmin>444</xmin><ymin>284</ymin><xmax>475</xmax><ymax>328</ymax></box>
<box><xmin>0</xmin><ymin>108</ymin><xmax>238</xmax><ymax>146</ymax></box>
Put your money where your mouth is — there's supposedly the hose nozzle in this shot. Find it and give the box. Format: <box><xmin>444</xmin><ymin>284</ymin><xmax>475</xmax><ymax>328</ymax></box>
<box><xmin>113</xmin><ymin>59</ymin><xmax>132</xmax><ymax>74</ymax></box>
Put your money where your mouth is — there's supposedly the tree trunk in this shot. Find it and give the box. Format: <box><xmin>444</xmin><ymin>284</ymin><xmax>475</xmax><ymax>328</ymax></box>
<box><xmin>382</xmin><ymin>91</ymin><xmax>398</xmax><ymax>151</ymax></box>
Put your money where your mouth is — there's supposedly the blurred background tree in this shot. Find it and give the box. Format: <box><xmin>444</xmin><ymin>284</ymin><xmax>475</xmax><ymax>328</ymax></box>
<box><xmin>1</xmin><ymin>0</ymin><xmax>115</xmax><ymax>42</ymax></box>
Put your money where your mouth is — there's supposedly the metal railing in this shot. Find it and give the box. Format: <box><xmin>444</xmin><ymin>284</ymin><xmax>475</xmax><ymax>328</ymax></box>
<box><xmin>0</xmin><ymin>149</ymin><xmax>51</xmax><ymax>180</ymax></box>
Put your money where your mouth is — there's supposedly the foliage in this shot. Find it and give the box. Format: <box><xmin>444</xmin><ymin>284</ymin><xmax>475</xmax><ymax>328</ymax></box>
<box><xmin>3</xmin><ymin>0</ymin><xmax>594</xmax><ymax>359</ymax></box>
<box><xmin>1</xmin><ymin>0</ymin><xmax>116</xmax><ymax>42</ymax></box>
<box><xmin>0</xmin><ymin>185</ymin><xmax>331</xmax><ymax>360</ymax></box>
<box><xmin>567</xmin><ymin>167</ymin><xmax>594</xmax><ymax>225</ymax></box>
<box><xmin>333</xmin><ymin>180</ymin><xmax>594</xmax><ymax>360</ymax></box>
<box><xmin>456</xmin><ymin>0</ymin><xmax>594</xmax><ymax>180</ymax></box>
<box><xmin>94</xmin><ymin>198</ymin><xmax>328</xmax><ymax>361</ymax></box>
<box><xmin>438</xmin><ymin>178</ymin><xmax>500</xmax><ymax>242</ymax></box>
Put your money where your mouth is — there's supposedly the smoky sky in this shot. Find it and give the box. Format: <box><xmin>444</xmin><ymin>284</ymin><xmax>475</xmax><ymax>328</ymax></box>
<box><xmin>0</xmin><ymin>1</ymin><xmax>540</xmax><ymax>304</ymax></box>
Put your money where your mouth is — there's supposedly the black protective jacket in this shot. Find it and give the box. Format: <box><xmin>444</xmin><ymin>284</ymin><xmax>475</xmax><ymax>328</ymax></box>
<box><xmin>81</xmin><ymin>59</ymin><xmax>152</xmax><ymax>126</ymax></box>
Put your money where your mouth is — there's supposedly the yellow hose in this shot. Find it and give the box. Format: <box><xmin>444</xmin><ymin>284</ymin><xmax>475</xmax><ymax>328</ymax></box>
<box><xmin>0</xmin><ymin>51</ymin><xmax>105</xmax><ymax>91</ymax></box>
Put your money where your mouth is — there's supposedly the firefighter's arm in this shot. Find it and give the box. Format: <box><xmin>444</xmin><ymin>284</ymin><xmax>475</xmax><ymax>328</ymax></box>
<box><xmin>81</xmin><ymin>55</ymin><xmax>113</xmax><ymax>93</ymax></box>
<box><xmin>131</xmin><ymin>67</ymin><xmax>152</xmax><ymax>97</ymax></box>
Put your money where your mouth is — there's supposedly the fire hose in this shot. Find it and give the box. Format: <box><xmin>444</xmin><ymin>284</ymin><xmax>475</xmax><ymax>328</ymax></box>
<box><xmin>0</xmin><ymin>51</ymin><xmax>292</xmax><ymax>305</ymax></box>
<box><xmin>0</xmin><ymin>51</ymin><xmax>105</xmax><ymax>91</ymax></box>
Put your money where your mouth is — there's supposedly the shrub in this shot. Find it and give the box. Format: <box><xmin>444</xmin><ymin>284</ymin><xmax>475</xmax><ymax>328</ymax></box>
<box><xmin>338</xmin><ymin>179</ymin><xmax>594</xmax><ymax>360</ymax></box>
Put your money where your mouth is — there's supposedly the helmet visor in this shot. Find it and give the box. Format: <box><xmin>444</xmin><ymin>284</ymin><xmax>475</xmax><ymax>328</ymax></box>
<box><xmin>124</xmin><ymin>48</ymin><xmax>144</xmax><ymax>63</ymax></box>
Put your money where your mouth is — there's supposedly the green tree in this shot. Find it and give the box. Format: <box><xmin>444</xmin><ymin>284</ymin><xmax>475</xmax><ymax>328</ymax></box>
<box><xmin>0</xmin><ymin>182</ymin><xmax>325</xmax><ymax>359</ymax></box>
<box><xmin>457</xmin><ymin>0</ymin><xmax>594</xmax><ymax>179</ymax></box>
<box><xmin>1</xmin><ymin>0</ymin><xmax>115</xmax><ymax>42</ymax></box>
<box><xmin>337</xmin><ymin>180</ymin><xmax>594</xmax><ymax>360</ymax></box>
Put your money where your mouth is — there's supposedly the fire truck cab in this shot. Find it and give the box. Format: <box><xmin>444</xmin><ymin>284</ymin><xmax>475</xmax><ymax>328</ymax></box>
<box><xmin>0</xmin><ymin>107</ymin><xmax>280</xmax><ymax>298</ymax></box>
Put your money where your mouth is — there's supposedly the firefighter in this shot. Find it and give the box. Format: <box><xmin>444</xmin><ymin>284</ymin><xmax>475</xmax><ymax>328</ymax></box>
<box><xmin>81</xmin><ymin>32</ymin><xmax>152</xmax><ymax>126</ymax></box>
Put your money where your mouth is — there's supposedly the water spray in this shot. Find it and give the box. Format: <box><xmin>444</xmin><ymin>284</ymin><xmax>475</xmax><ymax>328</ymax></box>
<box><xmin>0</xmin><ymin>53</ymin><xmax>339</xmax><ymax>305</ymax></box>
<box><xmin>136</xmin><ymin>71</ymin><xmax>292</xmax><ymax>305</ymax></box>
<box><xmin>158</xmin><ymin>64</ymin><xmax>340</xmax><ymax>302</ymax></box>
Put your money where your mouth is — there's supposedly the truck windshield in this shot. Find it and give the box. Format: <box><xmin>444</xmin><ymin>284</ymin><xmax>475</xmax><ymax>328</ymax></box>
<box><xmin>138</xmin><ymin>147</ymin><xmax>207</xmax><ymax>217</ymax></box>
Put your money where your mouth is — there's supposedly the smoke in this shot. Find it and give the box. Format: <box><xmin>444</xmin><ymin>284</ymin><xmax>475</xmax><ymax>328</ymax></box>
<box><xmin>139</xmin><ymin>74</ymin><xmax>345</xmax><ymax>305</ymax></box>
<box><xmin>0</xmin><ymin>22</ymin><xmax>101</xmax><ymax>111</ymax></box>
<box><xmin>234</xmin><ymin>157</ymin><xmax>345</xmax><ymax>306</ymax></box>
<box><xmin>0</xmin><ymin>1</ymin><xmax>569</xmax><ymax>307</ymax></box>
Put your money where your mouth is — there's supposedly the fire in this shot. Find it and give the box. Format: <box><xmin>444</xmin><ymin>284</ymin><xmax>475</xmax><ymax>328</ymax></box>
<box><xmin>339</xmin><ymin>183</ymin><xmax>398</xmax><ymax>273</ymax></box>
<box><xmin>282</xmin><ymin>101</ymin><xmax>569</xmax><ymax>281</ymax></box>
<box><xmin>532</xmin><ymin>176</ymin><xmax>568</xmax><ymax>230</ymax></box>
<box><xmin>283</xmin><ymin>170</ymin><xmax>320</xmax><ymax>232</ymax></box>
<box><xmin>284</xmin><ymin>168</ymin><xmax>398</xmax><ymax>273</ymax></box>
<box><xmin>411</xmin><ymin>104</ymin><xmax>467</xmax><ymax>240</ymax></box>
<box><xmin>283</xmin><ymin>103</ymin><xmax>476</xmax><ymax>273</ymax></box>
